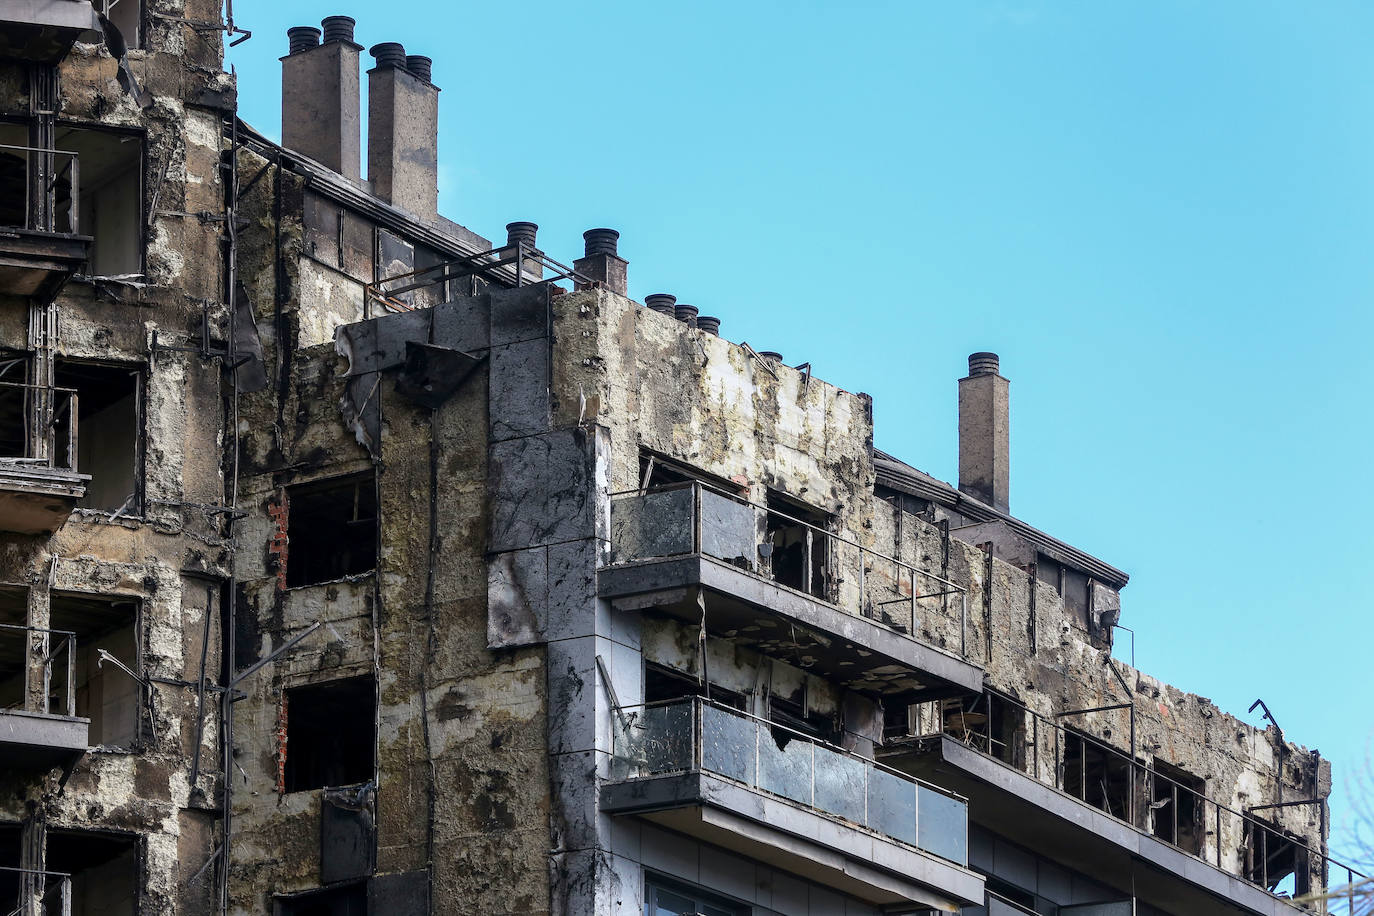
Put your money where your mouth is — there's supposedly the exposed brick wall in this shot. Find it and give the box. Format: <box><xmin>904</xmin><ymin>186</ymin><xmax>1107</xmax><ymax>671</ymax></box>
<box><xmin>267</xmin><ymin>493</ymin><xmax>289</xmax><ymax>591</ymax></box>
<box><xmin>275</xmin><ymin>690</ymin><xmax>289</xmax><ymax>794</ymax></box>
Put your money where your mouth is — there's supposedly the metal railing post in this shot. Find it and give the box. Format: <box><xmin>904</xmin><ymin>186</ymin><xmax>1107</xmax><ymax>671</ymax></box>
<box><xmin>692</xmin><ymin>482</ymin><xmax>702</xmax><ymax>556</ymax></box>
<box><xmin>65</xmin><ymin>635</ymin><xmax>75</xmax><ymax>717</ymax></box>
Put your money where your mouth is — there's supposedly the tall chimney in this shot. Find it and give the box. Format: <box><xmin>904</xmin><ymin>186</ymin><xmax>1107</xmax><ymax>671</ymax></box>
<box><xmin>367</xmin><ymin>42</ymin><xmax>440</xmax><ymax>220</ymax></box>
<box><xmin>958</xmin><ymin>351</ymin><xmax>1010</xmax><ymax>513</ymax></box>
<box><xmin>281</xmin><ymin>18</ymin><xmax>362</xmax><ymax>181</ymax></box>
<box><xmin>573</xmin><ymin>229</ymin><xmax>628</xmax><ymax>297</ymax></box>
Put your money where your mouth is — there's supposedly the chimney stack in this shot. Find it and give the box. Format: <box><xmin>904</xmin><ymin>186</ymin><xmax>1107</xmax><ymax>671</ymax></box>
<box><xmin>368</xmin><ymin>41</ymin><xmax>440</xmax><ymax>220</ymax></box>
<box><xmin>958</xmin><ymin>351</ymin><xmax>1010</xmax><ymax>513</ymax></box>
<box><xmin>573</xmin><ymin>229</ymin><xmax>628</xmax><ymax>296</ymax></box>
<box><xmin>281</xmin><ymin>18</ymin><xmax>363</xmax><ymax>181</ymax></box>
<box><xmin>644</xmin><ymin>293</ymin><xmax>676</xmax><ymax>316</ymax></box>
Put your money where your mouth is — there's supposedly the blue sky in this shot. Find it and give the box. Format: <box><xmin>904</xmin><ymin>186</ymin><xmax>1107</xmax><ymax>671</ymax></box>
<box><xmin>228</xmin><ymin>1</ymin><xmax>1374</xmax><ymax>854</ymax></box>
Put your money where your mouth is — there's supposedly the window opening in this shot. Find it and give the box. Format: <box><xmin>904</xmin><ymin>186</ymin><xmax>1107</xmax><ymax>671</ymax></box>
<box><xmin>283</xmin><ymin>676</ymin><xmax>375</xmax><ymax>793</ymax></box>
<box><xmin>643</xmin><ymin>662</ymin><xmax>746</xmax><ymax>711</ymax></box>
<box><xmin>0</xmin><ymin>122</ymin><xmax>76</xmax><ymax>234</ymax></box>
<box><xmin>1150</xmin><ymin>759</ymin><xmax>1205</xmax><ymax>855</ymax></box>
<box><xmin>54</xmin><ymin>127</ymin><xmax>142</xmax><ymax>276</ymax></box>
<box><xmin>942</xmin><ymin>692</ymin><xmax>1024</xmax><ymax>767</ymax></box>
<box><xmin>1061</xmin><ymin>727</ymin><xmax>1133</xmax><ymax>820</ymax></box>
<box><xmin>768</xmin><ymin>686</ymin><xmax>837</xmax><ymax>746</ymax></box>
<box><xmin>637</xmin><ymin>451</ymin><xmax>736</xmax><ymax>493</ymax></box>
<box><xmin>48</xmin><ymin>593</ymin><xmax>140</xmax><ymax>747</ymax></box>
<box><xmin>1244</xmin><ymin>818</ymin><xmax>1310</xmax><ymax>898</ymax></box>
<box><xmin>0</xmin><ymin>587</ymin><xmax>27</xmax><ymax>712</ymax></box>
<box><xmin>644</xmin><ymin>874</ymin><xmax>746</xmax><ymax>916</ymax></box>
<box><xmin>54</xmin><ymin>360</ymin><xmax>141</xmax><ymax>513</ymax></box>
<box><xmin>275</xmin><ymin>882</ymin><xmax>367</xmax><ymax>916</ymax></box>
<box><xmin>764</xmin><ymin>491</ymin><xmax>830</xmax><ymax>600</ymax></box>
<box><xmin>91</xmin><ymin>0</ymin><xmax>142</xmax><ymax>48</ymax></box>
<box><xmin>285</xmin><ymin>474</ymin><xmax>377</xmax><ymax>588</ymax></box>
<box><xmin>46</xmin><ymin>829</ymin><xmax>138</xmax><ymax>916</ymax></box>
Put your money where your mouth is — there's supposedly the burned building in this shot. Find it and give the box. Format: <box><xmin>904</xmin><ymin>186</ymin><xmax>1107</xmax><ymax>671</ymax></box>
<box><xmin>0</xmin><ymin>3</ymin><xmax>1364</xmax><ymax>915</ymax></box>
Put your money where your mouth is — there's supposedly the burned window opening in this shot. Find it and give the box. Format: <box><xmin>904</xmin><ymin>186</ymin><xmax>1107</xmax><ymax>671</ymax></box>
<box><xmin>285</xmin><ymin>474</ymin><xmax>377</xmax><ymax>588</ymax></box>
<box><xmin>643</xmin><ymin>662</ymin><xmax>746</xmax><ymax>711</ymax></box>
<box><xmin>283</xmin><ymin>676</ymin><xmax>376</xmax><ymax>793</ymax></box>
<box><xmin>48</xmin><ymin>592</ymin><xmax>142</xmax><ymax>748</ymax></box>
<box><xmin>274</xmin><ymin>882</ymin><xmax>367</xmax><ymax>916</ymax></box>
<box><xmin>0</xmin><ymin>122</ymin><xmax>75</xmax><ymax>234</ymax></box>
<box><xmin>764</xmin><ymin>491</ymin><xmax>830</xmax><ymax>600</ymax></box>
<box><xmin>637</xmin><ymin>450</ymin><xmax>738</xmax><ymax>494</ymax></box>
<box><xmin>1244</xmin><ymin>818</ymin><xmax>1311</xmax><ymax>897</ymax></box>
<box><xmin>883</xmin><ymin>701</ymin><xmax>916</xmax><ymax>741</ymax></box>
<box><xmin>1061</xmin><ymin>727</ymin><xmax>1134</xmax><ymax>821</ymax></box>
<box><xmin>54</xmin><ymin>359</ymin><xmax>142</xmax><ymax>514</ymax></box>
<box><xmin>942</xmin><ymin>692</ymin><xmax>1025</xmax><ymax>767</ymax></box>
<box><xmin>768</xmin><ymin>689</ymin><xmax>838</xmax><ymax>747</ymax></box>
<box><xmin>54</xmin><ymin>126</ymin><xmax>143</xmax><ymax>276</ymax></box>
<box><xmin>45</xmin><ymin>829</ymin><xmax>139</xmax><ymax>916</ymax></box>
<box><xmin>0</xmin><ymin>586</ymin><xmax>28</xmax><ymax>712</ymax></box>
<box><xmin>1150</xmin><ymin>758</ymin><xmax>1206</xmax><ymax>856</ymax></box>
<box><xmin>91</xmin><ymin>0</ymin><xmax>143</xmax><ymax>49</ymax></box>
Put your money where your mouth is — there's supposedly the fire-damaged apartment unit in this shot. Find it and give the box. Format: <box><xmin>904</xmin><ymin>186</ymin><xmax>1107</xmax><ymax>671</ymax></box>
<box><xmin>0</xmin><ymin>3</ymin><xmax>1363</xmax><ymax>915</ymax></box>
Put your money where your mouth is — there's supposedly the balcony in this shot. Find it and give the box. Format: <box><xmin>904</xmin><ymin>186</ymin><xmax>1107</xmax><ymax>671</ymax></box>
<box><xmin>883</xmin><ymin>695</ymin><xmax>1370</xmax><ymax>916</ymax></box>
<box><xmin>0</xmin><ymin>0</ymin><xmax>101</xmax><ymax>62</ymax></box>
<box><xmin>0</xmin><ymin>864</ymin><xmax>75</xmax><ymax>916</ymax></box>
<box><xmin>603</xmin><ymin>697</ymin><xmax>984</xmax><ymax>910</ymax></box>
<box><xmin>602</xmin><ymin>482</ymin><xmax>983</xmax><ymax>703</ymax></box>
<box><xmin>0</xmin><ymin>381</ymin><xmax>87</xmax><ymax>534</ymax></box>
<box><xmin>0</xmin><ymin>623</ymin><xmax>89</xmax><ymax>769</ymax></box>
<box><xmin>0</xmin><ymin>144</ymin><xmax>91</xmax><ymax>301</ymax></box>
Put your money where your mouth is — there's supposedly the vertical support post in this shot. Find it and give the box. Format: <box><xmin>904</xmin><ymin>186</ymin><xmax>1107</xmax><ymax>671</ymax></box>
<box><xmin>66</xmin><ymin>635</ymin><xmax>74</xmax><ymax>717</ymax></box>
<box><xmin>60</xmin><ymin>875</ymin><xmax>72</xmax><ymax>916</ymax></box>
<box><xmin>803</xmin><ymin>527</ymin><xmax>813</xmax><ymax>597</ymax></box>
<box><xmin>68</xmin><ymin>153</ymin><xmax>79</xmax><ymax>235</ymax></box>
<box><xmin>691</xmin><ymin>483</ymin><xmax>702</xmax><ymax>556</ymax></box>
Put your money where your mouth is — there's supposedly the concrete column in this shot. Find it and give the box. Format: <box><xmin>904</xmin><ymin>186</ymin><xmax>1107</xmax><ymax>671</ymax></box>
<box><xmin>281</xmin><ymin>20</ymin><xmax>363</xmax><ymax>181</ymax></box>
<box><xmin>958</xmin><ymin>352</ymin><xmax>1010</xmax><ymax>513</ymax></box>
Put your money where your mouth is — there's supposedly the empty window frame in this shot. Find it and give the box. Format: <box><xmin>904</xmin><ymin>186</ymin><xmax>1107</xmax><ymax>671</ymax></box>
<box><xmin>283</xmin><ymin>676</ymin><xmax>375</xmax><ymax>793</ymax></box>
<box><xmin>764</xmin><ymin>491</ymin><xmax>830</xmax><ymax>600</ymax></box>
<box><xmin>45</xmin><ymin>829</ymin><xmax>139</xmax><ymax>916</ymax></box>
<box><xmin>91</xmin><ymin>0</ymin><xmax>143</xmax><ymax>48</ymax></box>
<box><xmin>942</xmin><ymin>692</ymin><xmax>1025</xmax><ymax>768</ymax></box>
<box><xmin>1150</xmin><ymin>759</ymin><xmax>1206</xmax><ymax>856</ymax></box>
<box><xmin>54</xmin><ymin>359</ymin><xmax>142</xmax><ymax>514</ymax></box>
<box><xmin>1061</xmin><ymin>727</ymin><xmax>1134</xmax><ymax>821</ymax></box>
<box><xmin>49</xmin><ymin>592</ymin><xmax>141</xmax><ymax>747</ymax></box>
<box><xmin>0</xmin><ymin>121</ymin><xmax>77</xmax><ymax>234</ymax></box>
<box><xmin>0</xmin><ymin>586</ymin><xmax>27</xmax><ymax>712</ymax></box>
<box><xmin>285</xmin><ymin>474</ymin><xmax>377</xmax><ymax>588</ymax></box>
<box><xmin>644</xmin><ymin>662</ymin><xmax>746</xmax><ymax>711</ymax></box>
<box><xmin>274</xmin><ymin>883</ymin><xmax>367</xmax><ymax>916</ymax></box>
<box><xmin>645</xmin><ymin>874</ymin><xmax>746</xmax><ymax>916</ymax></box>
<box><xmin>55</xmin><ymin>126</ymin><xmax>143</xmax><ymax>276</ymax></box>
<box><xmin>768</xmin><ymin>687</ymin><xmax>838</xmax><ymax>745</ymax></box>
<box><xmin>1244</xmin><ymin>818</ymin><xmax>1311</xmax><ymax>897</ymax></box>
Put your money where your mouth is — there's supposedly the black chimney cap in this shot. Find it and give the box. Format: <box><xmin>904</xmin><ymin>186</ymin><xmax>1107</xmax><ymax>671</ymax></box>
<box><xmin>287</xmin><ymin>26</ymin><xmax>321</xmax><ymax>55</ymax></box>
<box><xmin>583</xmin><ymin>228</ymin><xmax>620</xmax><ymax>258</ymax></box>
<box><xmin>369</xmin><ymin>42</ymin><xmax>407</xmax><ymax>69</ymax></box>
<box><xmin>405</xmin><ymin>55</ymin><xmax>433</xmax><ymax>83</ymax></box>
<box><xmin>321</xmin><ymin>16</ymin><xmax>359</xmax><ymax>46</ymax></box>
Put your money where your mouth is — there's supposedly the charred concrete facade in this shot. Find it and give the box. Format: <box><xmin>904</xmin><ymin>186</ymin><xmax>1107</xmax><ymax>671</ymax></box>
<box><xmin>0</xmin><ymin>5</ymin><xmax>1361</xmax><ymax>916</ymax></box>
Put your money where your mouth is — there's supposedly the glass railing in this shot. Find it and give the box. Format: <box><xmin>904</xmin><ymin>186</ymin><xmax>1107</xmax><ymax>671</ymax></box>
<box><xmin>609</xmin><ymin>481</ymin><xmax>970</xmax><ymax>657</ymax></box>
<box><xmin>609</xmin><ymin>696</ymin><xmax>969</xmax><ymax>865</ymax></box>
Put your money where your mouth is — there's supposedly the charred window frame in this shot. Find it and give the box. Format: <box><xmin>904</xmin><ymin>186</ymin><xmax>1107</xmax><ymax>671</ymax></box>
<box><xmin>1150</xmin><ymin>758</ymin><xmax>1206</xmax><ymax>856</ymax></box>
<box><xmin>273</xmin><ymin>882</ymin><xmax>367</xmax><ymax>916</ymax></box>
<box><xmin>91</xmin><ymin>0</ymin><xmax>143</xmax><ymax>49</ymax></box>
<box><xmin>636</xmin><ymin>450</ymin><xmax>739</xmax><ymax>494</ymax></box>
<box><xmin>643</xmin><ymin>662</ymin><xmax>747</xmax><ymax>711</ymax></box>
<box><xmin>48</xmin><ymin>592</ymin><xmax>144</xmax><ymax>749</ymax></box>
<box><xmin>1061</xmin><ymin>726</ymin><xmax>1134</xmax><ymax>821</ymax></box>
<box><xmin>1244</xmin><ymin>817</ymin><xmax>1311</xmax><ymax>898</ymax></box>
<box><xmin>52</xmin><ymin>123</ymin><xmax>145</xmax><ymax>277</ymax></box>
<box><xmin>285</xmin><ymin>473</ymin><xmax>378</xmax><ymax>589</ymax></box>
<box><xmin>763</xmin><ymin>490</ymin><xmax>832</xmax><ymax>601</ymax></box>
<box><xmin>283</xmin><ymin>675</ymin><xmax>376</xmax><ymax>793</ymax></box>
<box><xmin>0</xmin><ymin>586</ymin><xmax>28</xmax><ymax>712</ymax></box>
<box><xmin>941</xmin><ymin>691</ymin><xmax>1025</xmax><ymax>767</ymax></box>
<box><xmin>767</xmin><ymin>682</ymin><xmax>839</xmax><ymax>745</ymax></box>
<box><xmin>44</xmin><ymin>828</ymin><xmax>141</xmax><ymax>916</ymax></box>
<box><xmin>54</xmin><ymin>358</ymin><xmax>145</xmax><ymax>516</ymax></box>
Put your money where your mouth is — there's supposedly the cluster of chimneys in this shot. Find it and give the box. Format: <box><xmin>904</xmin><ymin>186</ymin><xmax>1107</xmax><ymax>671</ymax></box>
<box><xmin>281</xmin><ymin>17</ymin><xmax>439</xmax><ymax>219</ymax></box>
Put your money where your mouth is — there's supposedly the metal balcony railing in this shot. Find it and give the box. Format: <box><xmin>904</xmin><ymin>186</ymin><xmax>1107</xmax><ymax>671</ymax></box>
<box><xmin>0</xmin><ymin>864</ymin><xmax>73</xmax><ymax>916</ymax></box>
<box><xmin>609</xmin><ymin>481</ymin><xmax>970</xmax><ymax>656</ymax></box>
<box><xmin>609</xmin><ymin>696</ymin><xmax>970</xmax><ymax>866</ymax></box>
<box><xmin>0</xmin><ymin>382</ymin><xmax>79</xmax><ymax>473</ymax></box>
<box><xmin>0</xmin><ymin>624</ymin><xmax>77</xmax><ymax>717</ymax></box>
<box><xmin>939</xmin><ymin>692</ymin><xmax>1370</xmax><ymax>913</ymax></box>
<box><xmin>0</xmin><ymin>144</ymin><xmax>81</xmax><ymax>235</ymax></box>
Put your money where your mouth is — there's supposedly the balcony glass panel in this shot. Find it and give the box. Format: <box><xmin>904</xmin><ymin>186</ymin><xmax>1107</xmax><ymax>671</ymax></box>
<box><xmin>609</xmin><ymin>698</ymin><xmax>968</xmax><ymax>864</ymax></box>
<box><xmin>699</xmin><ymin>488</ymin><xmax>755</xmax><ymax>568</ymax></box>
<box><xmin>609</xmin><ymin>487</ymin><xmax>693</xmax><ymax>563</ymax></box>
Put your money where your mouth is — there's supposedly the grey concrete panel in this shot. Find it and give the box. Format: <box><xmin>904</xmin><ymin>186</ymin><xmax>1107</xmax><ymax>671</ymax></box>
<box><xmin>432</xmin><ymin>294</ymin><xmax>490</xmax><ymax>353</ymax></box>
<box><xmin>490</xmin><ymin>338</ymin><xmax>551</xmax><ymax>441</ymax></box>
<box><xmin>489</xmin><ymin>429</ymin><xmax>595</xmax><ymax>553</ymax></box>
<box><xmin>489</xmin><ymin>284</ymin><xmax>551</xmax><ymax>348</ymax></box>
<box><xmin>487</xmin><ymin>546</ymin><xmax>547</xmax><ymax>648</ymax></box>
